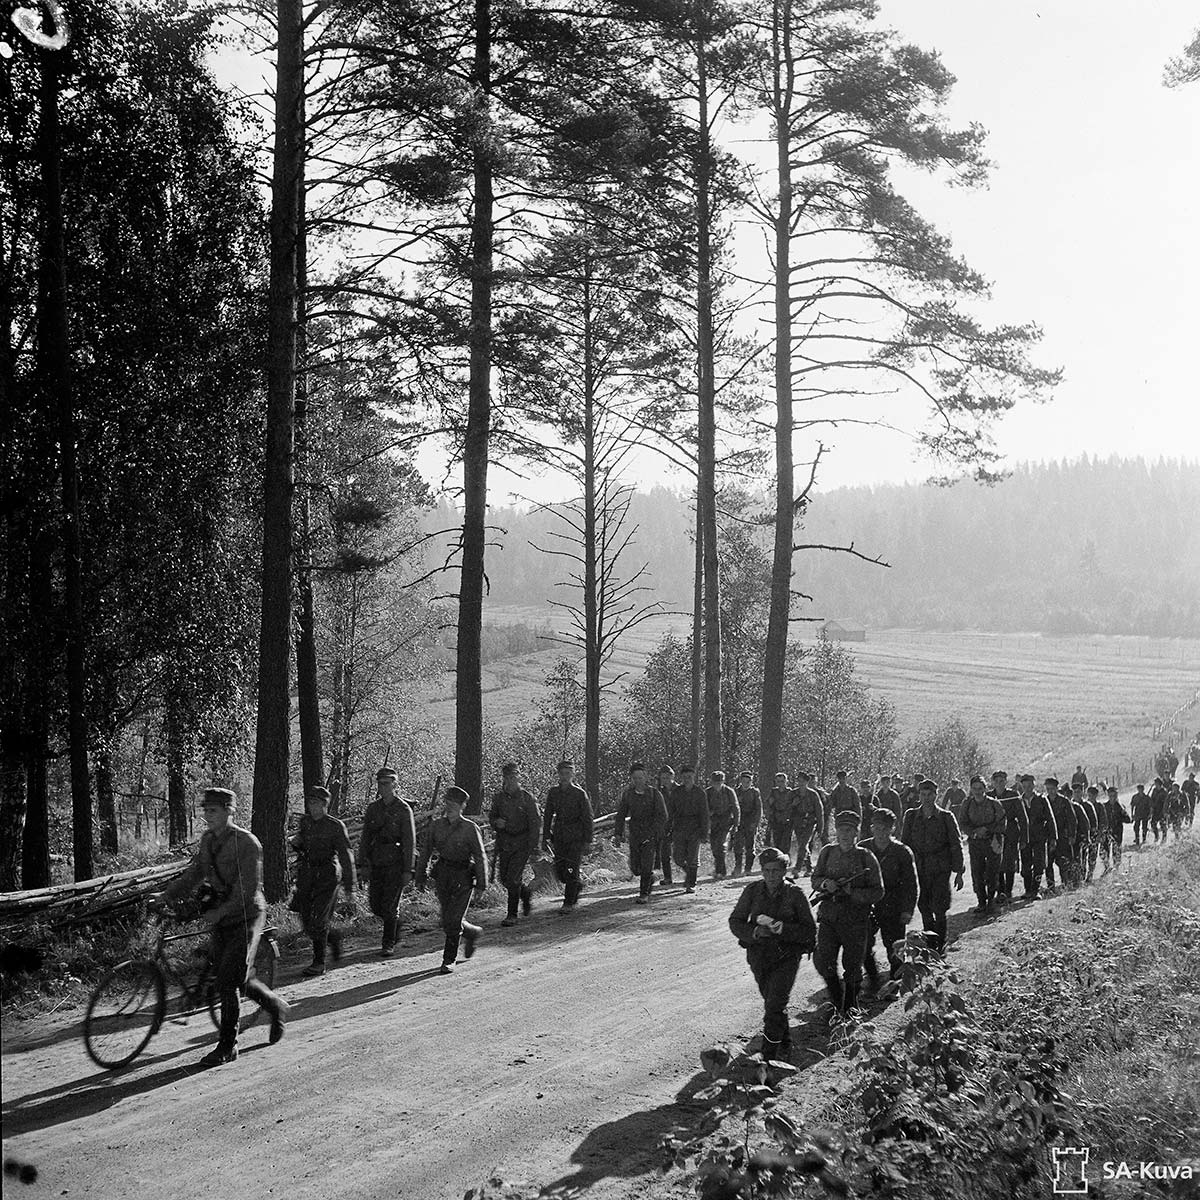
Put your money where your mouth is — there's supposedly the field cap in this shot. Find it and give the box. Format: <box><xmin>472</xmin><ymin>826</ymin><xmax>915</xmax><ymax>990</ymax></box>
<box><xmin>758</xmin><ymin>847</ymin><xmax>788</xmax><ymax>867</ymax></box>
<box><xmin>307</xmin><ymin>786</ymin><xmax>331</xmax><ymax>802</ymax></box>
<box><xmin>202</xmin><ymin>787</ymin><xmax>237</xmax><ymax>809</ymax></box>
<box><xmin>557</xmin><ymin>759</ymin><xmax>574</xmax><ymax>771</ymax></box>
<box><xmin>444</xmin><ymin>786</ymin><xmax>469</xmax><ymax>806</ymax></box>
<box><xmin>501</xmin><ymin>762</ymin><xmax>519</xmax><ymax>777</ymax></box>
<box><xmin>834</xmin><ymin>810</ymin><xmax>861</xmax><ymax>831</ymax></box>
<box><xmin>871</xmin><ymin>807</ymin><xmax>897</xmax><ymax>828</ymax></box>
<box><xmin>376</xmin><ymin>767</ymin><xmax>398</xmax><ymax>781</ymax></box>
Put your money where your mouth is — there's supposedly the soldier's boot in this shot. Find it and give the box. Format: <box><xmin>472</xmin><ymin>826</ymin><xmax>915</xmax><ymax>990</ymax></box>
<box><xmin>462</xmin><ymin>921</ymin><xmax>481</xmax><ymax>958</ymax></box>
<box><xmin>328</xmin><ymin>928</ymin><xmax>344</xmax><ymax>962</ymax></box>
<box><xmin>304</xmin><ymin>933</ymin><xmax>327</xmax><ymax>976</ymax></box>
<box><xmin>843</xmin><ymin>981</ymin><xmax>861</xmax><ymax>1015</ymax></box>
<box><xmin>199</xmin><ymin>1042</ymin><xmax>238</xmax><ymax>1067</ymax></box>
<box><xmin>822</xmin><ymin>975</ymin><xmax>843</xmax><ymax>1023</ymax></box>
<box><xmin>520</xmin><ymin>884</ymin><xmax>533</xmax><ymax>916</ymax></box>
<box><xmin>442</xmin><ymin>933</ymin><xmax>459</xmax><ymax>966</ymax></box>
<box><xmin>862</xmin><ymin>954</ymin><xmax>880</xmax><ymax>993</ymax></box>
<box><xmin>381</xmin><ymin>915</ymin><xmax>398</xmax><ymax>955</ymax></box>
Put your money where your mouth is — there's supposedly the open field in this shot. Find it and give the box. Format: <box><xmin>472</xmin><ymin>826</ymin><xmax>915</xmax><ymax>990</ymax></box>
<box><xmin>416</xmin><ymin>605</ymin><xmax>1200</xmax><ymax>781</ymax></box>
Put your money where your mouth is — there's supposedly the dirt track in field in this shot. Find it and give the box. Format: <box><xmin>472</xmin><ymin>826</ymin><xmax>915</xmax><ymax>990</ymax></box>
<box><xmin>0</xmin><ymin>831</ymin><xmax>1175</xmax><ymax>1200</ymax></box>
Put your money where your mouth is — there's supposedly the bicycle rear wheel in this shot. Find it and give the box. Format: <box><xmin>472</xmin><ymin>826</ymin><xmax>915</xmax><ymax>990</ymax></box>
<box><xmin>84</xmin><ymin>960</ymin><xmax>165</xmax><ymax>1069</ymax></box>
<box><xmin>206</xmin><ymin>931</ymin><xmax>280</xmax><ymax>1032</ymax></box>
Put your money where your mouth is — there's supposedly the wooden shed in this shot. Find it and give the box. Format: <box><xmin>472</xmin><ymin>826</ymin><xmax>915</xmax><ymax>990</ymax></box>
<box><xmin>821</xmin><ymin>619</ymin><xmax>866</xmax><ymax>642</ymax></box>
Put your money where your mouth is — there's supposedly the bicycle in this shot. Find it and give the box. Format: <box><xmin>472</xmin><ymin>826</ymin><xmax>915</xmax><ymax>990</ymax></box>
<box><xmin>83</xmin><ymin>913</ymin><xmax>279</xmax><ymax>1070</ymax></box>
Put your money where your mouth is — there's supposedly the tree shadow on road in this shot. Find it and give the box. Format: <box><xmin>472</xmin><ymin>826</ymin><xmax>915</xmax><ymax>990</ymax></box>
<box><xmin>1</xmin><ymin>1045</ymin><xmax>218</xmax><ymax>1137</ymax></box>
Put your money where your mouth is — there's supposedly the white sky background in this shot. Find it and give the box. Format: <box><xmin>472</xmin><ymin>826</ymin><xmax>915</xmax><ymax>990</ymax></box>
<box><xmin>210</xmin><ymin>3</ymin><xmax>1200</xmax><ymax>501</ymax></box>
<box><xmin>472</xmin><ymin>0</ymin><xmax>1200</xmax><ymax>501</ymax></box>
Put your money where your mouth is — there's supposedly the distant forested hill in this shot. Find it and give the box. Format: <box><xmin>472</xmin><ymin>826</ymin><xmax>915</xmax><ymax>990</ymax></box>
<box><xmin>427</xmin><ymin>457</ymin><xmax>1200</xmax><ymax>636</ymax></box>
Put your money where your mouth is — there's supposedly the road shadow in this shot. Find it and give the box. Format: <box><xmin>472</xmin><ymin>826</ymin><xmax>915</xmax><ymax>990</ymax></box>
<box><xmin>535</xmin><ymin>1070</ymin><xmax>712</xmax><ymax>1198</ymax></box>
<box><xmin>1</xmin><ymin>1045</ymin><xmax>214</xmax><ymax>1137</ymax></box>
<box><xmin>1</xmin><ymin>1015</ymin><xmax>87</xmax><ymax>1057</ymax></box>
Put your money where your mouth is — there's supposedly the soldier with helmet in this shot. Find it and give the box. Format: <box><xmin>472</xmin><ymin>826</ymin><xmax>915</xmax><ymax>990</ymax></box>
<box><xmin>542</xmin><ymin>759</ymin><xmax>594</xmax><ymax>912</ymax></box>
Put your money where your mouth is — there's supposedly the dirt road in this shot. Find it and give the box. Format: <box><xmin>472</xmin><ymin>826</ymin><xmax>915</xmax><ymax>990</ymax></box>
<box><xmin>0</xmin><ymin>839</ymin><xmax>1159</xmax><ymax>1200</ymax></box>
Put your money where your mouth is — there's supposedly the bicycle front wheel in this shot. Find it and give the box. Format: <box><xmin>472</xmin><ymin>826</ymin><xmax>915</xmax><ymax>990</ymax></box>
<box><xmin>84</xmin><ymin>960</ymin><xmax>165</xmax><ymax>1069</ymax></box>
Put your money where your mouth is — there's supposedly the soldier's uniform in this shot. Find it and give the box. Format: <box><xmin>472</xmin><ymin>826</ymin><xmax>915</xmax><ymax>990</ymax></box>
<box><xmin>812</xmin><ymin>818</ymin><xmax>884</xmax><ymax>1015</ymax></box>
<box><xmin>1181</xmin><ymin>775</ymin><xmax>1198</xmax><ymax>824</ymax></box>
<box><xmin>1103</xmin><ymin>793</ymin><xmax>1130</xmax><ymax>870</ymax></box>
<box><xmin>417</xmin><ymin>808</ymin><xmax>488</xmax><ymax>967</ymax></box>
<box><xmin>670</xmin><ymin>781</ymin><xmax>709</xmax><ymax>891</ymax></box>
<box><xmin>995</xmin><ymin>790</ymin><xmax>1028</xmax><ymax>901</ymax></box>
<box><xmin>732</xmin><ymin>783</ymin><xmax>762</xmax><ymax>875</ymax></box>
<box><xmin>765</xmin><ymin>785</ymin><xmax>795</xmax><ymax>857</ymax></box>
<box><xmin>876</xmin><ymin>786</ymin><xmax>903</xmax><ymax>820</ymax></box>
<box><xmin>616</xmin><ymin>785</ymin><xmax>669</xmax><ymax>901</ymax></box>
<box><xmin>1020</xmin><ymin>780</ymin><xmax>1058</xmax><ymax>897</ymax></box>
<box><xmin>900</xmin><ymin>802</ymin><xmax>963</xmax><ymax>952</ymax></box>
<box><xmin>827</xmin><ymin>780</ymin><xmax>859</xmax><ymax>821</ymax></box>
<box><xmin>359</xmin><ymin>792</ymin><xmax>417</xmax><ymax>952</ymax></box>
<box><xmin>543</xmin><ymin>781</ymin><xmax>594</xmax><ymax>908</ymax></box>
<box><xmin>489</xmin><ymin>785</ymin><xmax>541</xmax><ymax>922</ymax></box>
<box><xmin>291</xmin><ymin>809</ymin><xmax>355</xmax><ymax>971</ymax></box>
<box><xmin>959</xmin><ymin>789</ymin><xmax>1006</xmax><ymax>909</ymax></box>
<box><xmin>706</xmin><ymin>781</ymin><xmax>741</xmax><ymax>878</ymax></box>
<box><xmin>164</xmin><ymin>812</ymin><xmax>285</xmax><ymax>1060</ymax></box>
<box><xmin>655</xmin><ymin>774</ymin><xmax>676</xmax><ymax>885</ymax></box>
<box><xmin>1167</xmin><ymin>786</ymin><xmax>1186</xmax><ymax>838</ymax></box>
<box><xmin>1086</xmin><ymin>788</ymin><xmax>1109</xmax><ymax>876</ymax></box>
<box><xmin>860</xmin><ymin>834</ymin><xmax>917</xmax><ymax>985</ymax></box>
<box><xmin>728</xmin><ymin>849</ymin><xmax>816</xmax><ymax>1055</ymax></box>
<box><xmin>1149</xmin><ymin>780</ymin><xmax>1168</xmax><ymax>842</ymax></box>
<box><xmin>1045</xmin><ymin>786</ymin><xmax>1077</xmax><ymax>889</ymax></box>
<box><xmin>1069</xmin><ymin>795</ymin><xmax>1093</xmax><ymax>885</ymax></box>
<box><xmin>789</xmin><ymin>785</ymin><xmax>824</xmax><ymax>875</ymax></box>
<box><xmin>1130</xmin><ymin>787</ymin><xmax>1152</xmax><ymax>846</ymax></box>
<box><xmin>942</xmin><ymin>783</ymin><xmax>966</xmax><ymax>819</ymax></box>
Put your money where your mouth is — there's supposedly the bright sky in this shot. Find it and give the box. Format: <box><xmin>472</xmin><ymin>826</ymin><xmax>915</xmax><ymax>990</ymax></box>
<box><xmin>809</xmin><ymin>0</ymin><xmax>1200</xmax><ymax>488</ymax></box>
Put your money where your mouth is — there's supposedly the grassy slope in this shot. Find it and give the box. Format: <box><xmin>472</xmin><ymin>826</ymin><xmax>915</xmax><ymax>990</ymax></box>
<box><xmin>416</xmin><ymin>606</ymin><xmax>1200</xmax><ymax>781</ymax></box>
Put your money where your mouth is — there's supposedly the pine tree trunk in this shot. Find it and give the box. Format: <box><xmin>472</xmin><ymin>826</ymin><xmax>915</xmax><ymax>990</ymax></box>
<box><xmin>165</xmin><ymin>698</ymin><xmax>188</xmax><ymax>847</ymax></box>
<box><xmin>95</xmin><ymin>746</ymin><xmax>118</xmax><ymax>855</ymax></box>
<box><xmin>455</xmin><ymin>0</ymin><xmax>493</xmax><ymax>816</ymax></box>
<box><xmin>37</xmin><ymin>48</ymin><xmax>92</xmax><ymax>881</ymax></box>
<box><xmin>252</xmin><ymin>0</ymin><xmax>304</xmax><ymax>899</ymax></box>
<box><xmin>694</xmin><ymin>11</ymin><xmax>722</xmax><ymax>774</ymax></box>
<box><xmin>134</xmin><ymin>717</ymin><xmax>151</xmax><ymax>839</ymax></box>
<box><xmin>581</xmin><ymin>255</ymin><xmax>601</xmax><ymax>807</ymax></box>
<box><xmin>759</xmin><ymin>0</ymin><xmax>795</xmax><ymax>792</ymax></box>
<box><xmin>294</xmin><ymin>172</ymin><xmax>324</xmax><ymax>799</ymax></box>
<box><xmin>21</xmin><ymin>530</ymin><xmax>53</xmax><ymax>887</ymax></box>
<box><xmin>690</xmin><ymin>501</ymin><xmax>702</xmax><ymax>766</ymax></box>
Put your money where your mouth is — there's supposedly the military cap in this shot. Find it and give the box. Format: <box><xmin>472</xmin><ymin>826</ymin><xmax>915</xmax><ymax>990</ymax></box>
<box><xmin>679</xmin><ymin>764</ymin><xmax>696</xmax><ymax>775</ymax></box>
<box><xmin>1044</xmin><ymin>776</ymin><xmax>1059</xmax><ymax>788</ymax></box>
<box><xmin>758</xmin><ymin>847</ymin><xmax>789</xmax><ymax>867</ymax></box>
<box><xmin>918</xmin><ymin>779</ymin><xmax>937</xmax><ymax>793</ymax></box>
<box><xmin>870</xmin><ymin>807</ymin><xmax>897</xmax><ymax>827</ymax></box>
<box><xmin>202</xmin><ymin>787</ymin><xmax>237</xmax><ymax>808</ymax></box>
<box><xmin>629</xmin><ymin>760</ymin><xmax>646</xmax><ymax>774</ymax></box>
<box><xmin>859</xmin><ymin>779</ymin><xmax>871</xmax><ymax>789</ymax></box>
<box><xmin>1087</xmin><ymin>785</ymin><xmax>1099</xmax><ymax>796</ymax></box>
<box><xmin>376</xmin><ymin>767</ymin><xmax>398</xmax><ymax>781</ymax></box>
<box><xmin>796</xmin><ymin>769</ymin><xmax>812</xmax><ymax>780</ymax></box>
<box><xmin>307</xmin><ymin>785</ymin><xmax>331</xmax><ymax>802</ymax></box>
<box><xmin>501</xmin><ymin>762</ymin><xmax>519</xmax><ymax>776</ymax></box>
<box><xmin>834</xmin><ymin>810</ymin><xmax>861</xmax><ymax>830</ymax></box>
<box><xmin>711</xmin><ymin>770</ymin><xmax>726</xmax><ymax>781</ymax></box>
<box><xmin>444</xmin><ymin>785</ymin><xmax>469</xmax><ymax>806</ymax></box>
<box><xmin>739</xmin><ymin>770</ymin><xmax>753</xmax><ymax>780</ymax></box>
<box><xmin>557</xmin><ymin>759</ymin><xmax>574</xmax><ymax>771</ymax></box>
<box><xmin>659</xmin><ymin>764</ymin><xmax>676</xmax><ymax>776</ymax></box>
<box><xmin>836</xmin><ymin>769</ymin><xmax>847</xmax><ymax>778</ymax></box>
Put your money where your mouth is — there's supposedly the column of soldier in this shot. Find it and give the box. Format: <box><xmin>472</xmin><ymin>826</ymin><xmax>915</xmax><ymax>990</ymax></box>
<box><xmin>173</xmin><ymin>760</ymin><xmax>1196</xmax><ymax>1066</ymax></box>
